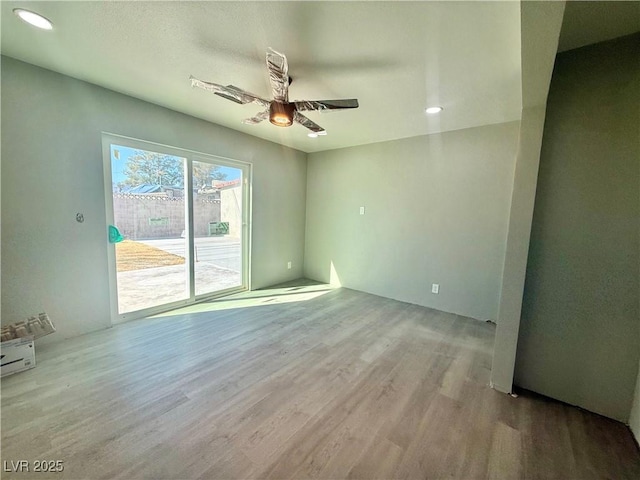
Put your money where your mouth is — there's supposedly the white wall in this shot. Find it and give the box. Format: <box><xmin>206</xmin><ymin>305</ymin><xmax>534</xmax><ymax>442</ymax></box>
<box><xmin>490</xmin><ymin>105</ymin><xmax>548</xmax><ymax>393</ymax></box>
<box><xmin>490</xmin><ymin>0</ymin><xmax>565</xmax><ymax>394</ymax></box>
<box><xmin>304</xmin><ymin>121</ymin><xmax>519</xmax><ymax>321</ymax></box>
<box><xmin>1</xmin><ymin>57</ymin><xmax>307</xmax><ymax>342</ymax></box>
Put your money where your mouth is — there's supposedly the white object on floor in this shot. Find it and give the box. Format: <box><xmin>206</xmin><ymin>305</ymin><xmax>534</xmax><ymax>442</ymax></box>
<box><xmin>1</xmin><ymin>336</ymin><xmax>36</xmax><ymax>377</ymax></box>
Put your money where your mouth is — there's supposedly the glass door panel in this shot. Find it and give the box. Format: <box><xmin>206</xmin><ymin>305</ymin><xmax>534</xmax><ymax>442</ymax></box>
<box><xmin>104</xmin><ymin>134</ymin><xmax>250</xmax><ymax>322</ymax></box>
<box><xmin>110</xmin><ymin>144</ymin><xmax>189</xmax><ymax>314</ymax></box>
<box><xmin>193</xmin><ymin>160</ymin><xmax>243</xmax><ymax>296</ymax></box>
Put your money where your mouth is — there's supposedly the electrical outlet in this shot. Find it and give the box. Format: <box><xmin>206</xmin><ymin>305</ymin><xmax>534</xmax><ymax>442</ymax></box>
<box><xmin>359</xmin><ymin>206</ymin><xmax>365</xmax><ymax>215</ymax></box>
<box><xmin>431</xmin><ymin>283</ymin><xmax>439</xmax><ymax>294</ymax></box>
<box><xmin>287</xmin><ymin>261</ymin><xmax>292</xmax><ymax>270</ymax></box>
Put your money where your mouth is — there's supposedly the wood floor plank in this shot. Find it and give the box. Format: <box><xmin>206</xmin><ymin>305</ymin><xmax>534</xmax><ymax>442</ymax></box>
<box><xmin>2</xmin><ymin>285</ymin><xmax>639</xmax><ymax>479</ymax></box>
<box><xmin>487</xmin><ymin>421</ymin><xmax>523</xmax><ymax>480</ymax></box>
<box><xmin>346</xmin><ymin>434</ymin><xmax>405</xmax><ymax>479</ymax></box>
<box><xmin>261</xmin><ymin>357</ymin><xmax>405</xmax><ymax>479</ymax></box>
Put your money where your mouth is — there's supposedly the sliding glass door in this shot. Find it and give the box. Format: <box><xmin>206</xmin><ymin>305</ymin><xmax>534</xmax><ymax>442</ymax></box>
<box><xmin>109</xmin><ymin>144</ymin><xmax>189</xmax><ymax>314</ymax></box>
<box><xmin>103</xmin><ymin>134</ymin><xmax>250</xmax><ymax>322</ymax></box>
<box><xmin>192</xmin><ymin>159</ymin><xmax>244</xmax><ymax>297</ymax></box>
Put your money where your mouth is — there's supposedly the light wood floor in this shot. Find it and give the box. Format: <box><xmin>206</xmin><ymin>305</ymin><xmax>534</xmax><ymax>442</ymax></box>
<box><xmin>2</xmin><ymin>285</ymin><xmax>639</xmax><ymax>479</ymax></box>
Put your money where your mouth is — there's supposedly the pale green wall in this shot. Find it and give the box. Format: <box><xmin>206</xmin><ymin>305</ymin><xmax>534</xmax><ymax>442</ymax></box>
<box><xmin>514</xmin><ymin>34</ymin><xmax>640</xmax><ymax>422</ymax></box>
<box><xmin>631</xmin><ymin>361</ymin><xmax>640</xmax><ymax>442</ymax></box>
<box><xmin>1</xmin><ymin>57</ymin><xmax>307</xmax><ymax>342</ymax></box>
<box><xmin>304</xmin><ymin>121</ymin><xmax>520</xmax><ymax>321</ymax></box>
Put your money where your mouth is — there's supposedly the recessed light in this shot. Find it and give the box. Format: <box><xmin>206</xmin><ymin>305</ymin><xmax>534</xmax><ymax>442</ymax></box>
<box><xmin>13</xmin><ymin>9</ymin><xmax>53</xmax><ymax>30</ymax></box>
<box><xmin>425</xmin><ymin>106</ymin><xmax>443</xmax><ymax>114</ymax></box>
<box><xmin>308</xmin><ymin>133</ymin><xmax>318</xmax><ymax>138</ymax></box>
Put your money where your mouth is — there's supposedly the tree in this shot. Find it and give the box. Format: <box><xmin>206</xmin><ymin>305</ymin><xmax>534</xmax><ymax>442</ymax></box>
<box><xmin>122</xmin><ymin>151</ymin><xmax>183</xmax><ymax>187</ymax></box>
<box><xmin>121</xmin><ymin>150</ymin><xmax>226</xmax><ymax>188</ymax></box>
<box><xmin>193</xmin><ymin>162</ymin><xmax>227</xmax><ymax>188</ymax></box>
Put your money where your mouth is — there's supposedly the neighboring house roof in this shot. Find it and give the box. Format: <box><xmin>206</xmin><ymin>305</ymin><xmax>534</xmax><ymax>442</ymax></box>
<box><xmin>213</xmin><ymin>179</ymin><xmax>242</xmax><ymax>189</ymax></box>
<box><xmin>125</xmin><ymin>184</ymin><xmax>163</xmax><ymax>194</ymax></box>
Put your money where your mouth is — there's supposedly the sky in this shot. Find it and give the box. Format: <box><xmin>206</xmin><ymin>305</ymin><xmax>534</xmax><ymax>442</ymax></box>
<box><xmin>110</xmin><ymin>145</ymin><xmax>241</xmax><ymax>185</ymax></box>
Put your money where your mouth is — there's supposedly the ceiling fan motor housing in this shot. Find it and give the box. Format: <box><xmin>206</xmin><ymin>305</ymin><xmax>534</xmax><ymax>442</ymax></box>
<box><xmin>269</xmin><ymin>101</ymin><xmax>295</xmax><ymax>127</ymax></box>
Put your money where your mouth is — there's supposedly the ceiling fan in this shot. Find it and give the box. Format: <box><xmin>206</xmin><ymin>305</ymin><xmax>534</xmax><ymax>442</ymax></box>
<box><xmin>190</xmin><ymin>48</ymin><xmax>359</xmax><ymax>135</ymax></box>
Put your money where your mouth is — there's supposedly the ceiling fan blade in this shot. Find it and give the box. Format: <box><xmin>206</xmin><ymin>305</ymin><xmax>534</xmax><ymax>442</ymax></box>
<box><xmin>266</xmin><ymin>48</ymin><xmax>289</xmax><ymax>102</ymax></box>
<box><xmin>217</xmin><ymin>85</ymin><xmax>271</xmax><ymax>107</ymax></box>
<box><xmin>242</xmin><ymin>110</ymin><xmax>270</xmax><ymax>125</ymax></box>
<box><xmin>190</xmin><ymin>76</ymin><xmax>270</xmax><ymax>107</ymax></box>
<box><xmin>294</xmin><ymin>99</ymin><xmax>359</xmax><ymax>112</ymax></box>
<box><xmin>294</xmin><ymin>111</ymin><xmax>325</xmax><ymax>133</ymax></box>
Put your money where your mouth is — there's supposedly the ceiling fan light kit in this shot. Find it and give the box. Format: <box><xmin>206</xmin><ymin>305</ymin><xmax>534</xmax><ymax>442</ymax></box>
<box><xmin>269</xmin><ymin>102</ymin><xmax>295</xmax><ymax>127</ymax></box>
<box><xmin>190</xmin><ymin>48</ymin><xmax>358</xmax><ymax>136</ymax></box>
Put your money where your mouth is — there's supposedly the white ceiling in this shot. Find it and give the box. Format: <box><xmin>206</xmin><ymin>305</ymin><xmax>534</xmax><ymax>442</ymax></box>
<box><xmin>1</xmin><ymin>1</ymin><xmax>637</xmax><ymax>154</ymax></box>
<box><xmin>1</xmin><ymin>1</ymin><xmax>523</xmax><ymax>153</ymax></box>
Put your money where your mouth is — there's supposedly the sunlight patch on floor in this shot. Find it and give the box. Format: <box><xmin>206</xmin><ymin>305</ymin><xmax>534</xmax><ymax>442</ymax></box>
<box><xmin>151</xmin><ymin>284</ymin><xmax>336</xmax><ymax>317</ymax></box>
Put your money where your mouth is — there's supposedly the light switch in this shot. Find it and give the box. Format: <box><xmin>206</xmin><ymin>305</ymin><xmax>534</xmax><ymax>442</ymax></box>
<box><xmin>359</xmin><ymin>206</ymin><xmax>365</xmax><ymax>215</ymax></box>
